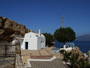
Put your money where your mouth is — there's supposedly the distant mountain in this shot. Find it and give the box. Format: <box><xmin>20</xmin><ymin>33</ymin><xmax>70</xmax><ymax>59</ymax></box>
<box><xmin>77</xmin><ymin>34</ymin><xmax>90</xmax><ymax>41</ymax></box>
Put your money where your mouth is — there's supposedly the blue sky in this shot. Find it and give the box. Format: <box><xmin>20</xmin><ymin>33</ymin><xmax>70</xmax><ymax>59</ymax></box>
<box><xmin>0</xmin><ymin>0</ymin><xmax>90</xmax><ymax>36</ymax></box>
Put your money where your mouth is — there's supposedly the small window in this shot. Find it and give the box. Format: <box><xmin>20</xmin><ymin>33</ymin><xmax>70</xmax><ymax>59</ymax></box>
<box><xmin>36</xmin><ymin>35</ymin><xmax>38</xmax><ymax>37</ymax></box>
<box><xmin>41</xmin><ymin>40</ymin><xmax>44</xmax><ymax>43</ymax></box>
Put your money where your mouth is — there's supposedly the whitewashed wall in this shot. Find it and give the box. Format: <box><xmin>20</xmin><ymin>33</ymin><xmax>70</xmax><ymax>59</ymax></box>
<box><xmin>21</xmin><ymin>32</ymin><xmax>46</xmax><ymax>50</ymax></box>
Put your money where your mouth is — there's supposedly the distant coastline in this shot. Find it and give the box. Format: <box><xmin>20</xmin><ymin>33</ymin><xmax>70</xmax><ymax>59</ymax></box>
<box><xmin>77</xmin><ymin>34</ymin><xmax>90</xmax><ymax>41</ymax></box>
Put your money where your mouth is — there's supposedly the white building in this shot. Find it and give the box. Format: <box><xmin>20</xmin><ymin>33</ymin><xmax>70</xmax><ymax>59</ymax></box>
<box><xmin>60</xmin><ymin>43</ymin><xmax>75</xmax><ymax>51</ymax></box>
<box><xmin>21</xmin><ymin>31</ymin><xmax>46</xmax><ymax>50</ymax></box>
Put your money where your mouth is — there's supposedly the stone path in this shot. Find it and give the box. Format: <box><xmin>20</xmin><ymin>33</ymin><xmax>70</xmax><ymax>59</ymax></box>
<box><xmin>30</xmin><ymin>59</ymin><xmax>68</xmax><ymax>68</ymax></box>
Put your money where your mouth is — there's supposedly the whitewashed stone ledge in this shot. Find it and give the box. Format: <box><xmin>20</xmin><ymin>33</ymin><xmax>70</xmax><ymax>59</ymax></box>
<box><xmin>29</xmin><ymin>56</ymin><xmax>56</xmax><ymax>61</ymax></box>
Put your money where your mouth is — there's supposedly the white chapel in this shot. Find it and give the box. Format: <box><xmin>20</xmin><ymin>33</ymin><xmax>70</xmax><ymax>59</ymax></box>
<box><xmin>21</xmin><ymin>30</ymin><xmax>46</xmax><ymax>50</ymax></box>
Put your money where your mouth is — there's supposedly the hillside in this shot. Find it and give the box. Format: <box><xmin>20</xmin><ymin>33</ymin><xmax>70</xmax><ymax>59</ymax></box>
<box><xmin>0</xmin><ymin>17</ymin><xmax>31</xmax><ymax>41</ymax></box>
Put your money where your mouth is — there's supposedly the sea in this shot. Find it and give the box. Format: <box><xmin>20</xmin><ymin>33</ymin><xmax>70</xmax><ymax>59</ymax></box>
<box><xmin>55</xmin><ymin>41</ymin><xmax>90</xmax><ymax>53</ymax></box>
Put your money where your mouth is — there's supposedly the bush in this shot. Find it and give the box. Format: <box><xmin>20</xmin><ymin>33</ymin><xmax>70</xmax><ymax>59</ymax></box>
<box><xmin>61</xmin><ymin>49</ymin><xmax>89</xmax><ymax>68</ymax></box>
<box><xmin>43</xmin><ymin>33</ymin><xmax>54</xmax><ymax>47</ymax></box>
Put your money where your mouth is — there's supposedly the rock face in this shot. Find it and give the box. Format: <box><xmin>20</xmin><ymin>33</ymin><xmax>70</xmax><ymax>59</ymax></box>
<box><xmin>0</xmin><ymin>17</ymin><xmax>31</xmax><ymax>41</ymax></box>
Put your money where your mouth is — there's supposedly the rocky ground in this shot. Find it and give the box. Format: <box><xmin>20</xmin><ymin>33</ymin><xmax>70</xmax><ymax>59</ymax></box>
<box><xmin>0</xmin><ymin>17</ymin><xmax>31</xmax><ymax>68</ymax></box>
